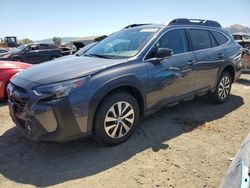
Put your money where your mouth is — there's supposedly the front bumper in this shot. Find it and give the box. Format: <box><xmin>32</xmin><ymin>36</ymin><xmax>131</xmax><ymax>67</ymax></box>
<box><xmin>8</xmin><ymin>81</ymin><xmax>91</xmax><ymax>142</ymax></box>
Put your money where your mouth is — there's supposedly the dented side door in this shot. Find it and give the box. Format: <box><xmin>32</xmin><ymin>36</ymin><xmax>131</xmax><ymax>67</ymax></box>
<box><xmin>145</xmin><ymin>52</ymin><xmax>196</xmax><ymax>110</ymax></box>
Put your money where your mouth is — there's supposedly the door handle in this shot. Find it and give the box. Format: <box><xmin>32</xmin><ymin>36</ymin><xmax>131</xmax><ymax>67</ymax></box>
<box><xmin>217</xmin><ymin>53</ymin><xmax>224</xmax><ymax>59</ymax></box>
<box><xmin>187</xmin><ymin>60</ymin><xmax>196</xmax><ymax>66</ymax></box>
<box><xmin>168</xmin><ymin>67</ymin><xmax>181</xmax><ymax>71</ymax></box>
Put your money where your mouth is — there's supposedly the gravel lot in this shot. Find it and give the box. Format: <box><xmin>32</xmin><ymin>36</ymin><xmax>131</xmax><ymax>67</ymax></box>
<box><xmin>0</xmin><ymin>74</ymin><xmax>250</xmax><ymax>188</ymax></box>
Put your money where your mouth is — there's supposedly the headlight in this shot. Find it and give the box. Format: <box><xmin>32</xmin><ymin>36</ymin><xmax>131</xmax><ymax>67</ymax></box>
<box><xmin>2</xmin><ymin>54</ymin><xmax>11</xmax><ymax>58</ymax></box>
<box><xmin>33</xmin><ymin>77</ymin><xmax>89</xmax><ymax>99</ymax></box>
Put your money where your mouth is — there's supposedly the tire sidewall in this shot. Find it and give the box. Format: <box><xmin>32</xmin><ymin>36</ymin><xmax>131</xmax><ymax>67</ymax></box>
<box><xmin>93</xmin><ymin>92</ymin><xmax>139</xmax><ymax>146</ymax></box>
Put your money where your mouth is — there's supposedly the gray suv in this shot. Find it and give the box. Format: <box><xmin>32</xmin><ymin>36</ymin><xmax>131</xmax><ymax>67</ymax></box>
<box><xmin>8</xmin><ymin>19</ymin><xmax>242</xmax><ymax>145</ymax></box>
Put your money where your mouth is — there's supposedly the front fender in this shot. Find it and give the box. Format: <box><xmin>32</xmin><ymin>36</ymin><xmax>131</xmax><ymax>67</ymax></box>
<box><xmin>87</xmin><ymin>74</ymin><xmax>146</xmax><ymax>132</ymax></box>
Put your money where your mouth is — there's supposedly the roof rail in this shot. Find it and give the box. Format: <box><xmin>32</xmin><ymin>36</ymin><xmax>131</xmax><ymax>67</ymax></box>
<box><xmin>168</xmin><ymin>18</ymin><xmax>222</xmax><ymax>28</ymax></box>
<box><xmin>124</xmin><ymin>23</ymin><xmax>151</xmax><ymax>29</ymax></box>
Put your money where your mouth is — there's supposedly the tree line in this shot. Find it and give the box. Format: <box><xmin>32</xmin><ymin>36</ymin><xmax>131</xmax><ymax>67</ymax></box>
<box><xmin>18</xmin><ymin>37</ymin><xmax>62</xmax><ymax>46</ymax></box>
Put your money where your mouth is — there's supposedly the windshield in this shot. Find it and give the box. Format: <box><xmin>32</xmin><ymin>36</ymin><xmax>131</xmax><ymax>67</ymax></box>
<box><xmin>85</xmin><ymin>27</ymin><xmax>159</xmax><ymax>59</ymax></box>
<box><xmin>11</xmin><ymin>44</ymin><xmax>27</xmax><ymax>52</ymax></box>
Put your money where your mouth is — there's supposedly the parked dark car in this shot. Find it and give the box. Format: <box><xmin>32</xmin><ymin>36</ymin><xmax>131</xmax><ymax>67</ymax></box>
<box><xmin>0</xmin><ymin>43</ymin><xmax>62</xmax><ymax>64</ymax></box>
<box><xmin>75</xmin><ymin>42</ymin><xmax>97</xmax><ymax>56</ymax></box>
<box><xmin>8</xmin><ymin>19</ymin><xmax>242</xmax><ymax>146</ymax></box>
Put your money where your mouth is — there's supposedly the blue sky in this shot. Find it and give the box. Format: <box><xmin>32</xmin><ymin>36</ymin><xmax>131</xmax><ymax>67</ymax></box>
<box><xmin>0</xmin><ymin>0</ymin><xmax>250</xmax><ymax>40</ymax></box>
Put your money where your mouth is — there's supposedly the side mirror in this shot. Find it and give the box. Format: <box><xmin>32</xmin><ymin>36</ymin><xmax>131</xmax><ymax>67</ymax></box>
<box><xmin>156</xmin><ymin>48</ymin><xmax>173</xmax><ymax>58</ymax></box>
<box><xmin>145</xmin><ymin>48</ymin><xmax>173</xmax><ymax>63</ymax></box>
<box><xmin>24</xmin><ymin>49</ymin><xmax>29</xmax><ymax>53</ymax></box>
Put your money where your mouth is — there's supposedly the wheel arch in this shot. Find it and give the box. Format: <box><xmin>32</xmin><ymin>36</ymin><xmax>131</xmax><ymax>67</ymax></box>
<box><xmin>87</xmin><ymin>75</ymin><xmax>146</xmax><ymax>132</ymax></box>
<box><xmin>217</xmin><ymin>64</ymin><xmax>235</xmax><ymax>83</ymax></box>
<box><xmin>222</xmin><ymin>65</ymin><xmax>235</xmax><ymax>82</ymax></box>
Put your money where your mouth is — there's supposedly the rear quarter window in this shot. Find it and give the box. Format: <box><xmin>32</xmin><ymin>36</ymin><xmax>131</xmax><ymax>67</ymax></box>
<box><xmin>211</xmin><ymin>31</ymin><xmax>229</xmax><ymax>45</ymax></box>
<box><xmin>208</xmin><ymin>31</ymin><xmax>218</xmax><ymax>47</ymax></box>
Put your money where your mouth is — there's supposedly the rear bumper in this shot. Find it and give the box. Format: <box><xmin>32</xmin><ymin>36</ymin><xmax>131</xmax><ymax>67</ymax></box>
<box><xmin>234</xmin><ymin>60</ymin><xmax>242</xmax><ymax>82</ymax></box>
<box><xmin>234</xmin><ymin>69</ymin><xmax>241</xmax><ymax>82</ymax></box>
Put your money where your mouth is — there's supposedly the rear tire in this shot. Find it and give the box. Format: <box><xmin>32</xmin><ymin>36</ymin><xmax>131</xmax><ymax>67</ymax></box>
<box><xmin>93</xmin><ymin>91</ymin><xmax>139</xmax><ymax>146</ymax></box>
<box><xmin>51</xmin><ymin>56</ymin><xmax>57</xmax><ymax>60</ymax></box>
<box><xmin>209</xmin><ymin>71</ymin><xmax>232</xmax><ymax>104</ymax></box>
<box><xmin>12</xmin><ymin>57</ymin><xmax>22</xmax><ymax>62</ymax></box>
<box><xmin>13</xmin><ymin>58</ymin><xmax>23</xmax><ymax>62</ymax></box>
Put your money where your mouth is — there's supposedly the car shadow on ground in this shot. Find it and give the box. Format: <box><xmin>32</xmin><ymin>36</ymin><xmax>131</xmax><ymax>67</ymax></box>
<box><xmin>0</xmin><ymin>94</ymin><xmax>244</xmax><ymax>187</ymax></box>
<box><xmin>0</xmin><ymin>102</ymin><xmax>7</xmax><ymax>107</ymax></box>
<box><xmin>237</xmin><ymin>78</ymin><xmax>250</xmax><ymax>86</ymax></box>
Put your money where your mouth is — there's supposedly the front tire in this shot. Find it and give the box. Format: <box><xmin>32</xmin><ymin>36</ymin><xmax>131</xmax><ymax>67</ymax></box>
<box><xmin>209</xmin><ymin>71</ymin><xmax>232</xmax><ymax>104</ymax></box>
<box><xmin>93</xmin><ymin>91</ymin><xmax>139</xmax><ymax>146</ymax></box>
<box><xmin>12</xmin><ymin>57</ymin><xmax>23</xmax><ymax>62</ymax></box>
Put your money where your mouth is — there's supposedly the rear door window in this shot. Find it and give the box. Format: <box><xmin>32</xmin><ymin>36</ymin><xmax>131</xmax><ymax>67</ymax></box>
<box><xmin>189</xmin><ymin>29</ymin><xmax>211</xmax><ymax>51</ymax></box>
<box><xmin>39</xmin><ymin>44</ymin><xmax>50</xmax><ymax>50</ymax></box>
<box><xmin>211</xmin><ymin>31</ymin><xmax>229</xmax><ymax>45</ymax></box>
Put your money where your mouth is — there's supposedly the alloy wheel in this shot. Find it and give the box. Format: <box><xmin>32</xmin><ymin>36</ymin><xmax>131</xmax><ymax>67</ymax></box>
<box><xmin>104</xmin><ymin>101</ymin><xmax>135</xmax><ymax>139</ymax></box>
<box><xmin>218</xmin><ymin>76</ymin><xmax>230</xmax><ymax>100</ymax></box>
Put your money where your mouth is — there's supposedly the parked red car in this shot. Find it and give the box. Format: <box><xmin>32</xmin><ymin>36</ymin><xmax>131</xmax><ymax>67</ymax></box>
<box><xmin>0</xmin><ymin>61</ymin><xmax>31</xmax><ymax>100</ymax></box>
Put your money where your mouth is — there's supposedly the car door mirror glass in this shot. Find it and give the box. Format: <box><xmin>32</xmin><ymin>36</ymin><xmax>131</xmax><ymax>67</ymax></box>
<box><xmin>145</xmin><ymin>48</ymin><xmax>173</xmax><ymax>63</ymax></box>
<box><xmin>156</xmin><ymin>48</ymin><xmax>173</xmax><ymax>58</ymax></box>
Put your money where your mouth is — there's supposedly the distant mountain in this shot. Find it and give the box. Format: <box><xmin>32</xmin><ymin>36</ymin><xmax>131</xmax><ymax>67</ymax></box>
<box><xmin>226</xmin><ymin>24</ymin><xmax>250</xmax><ymax>34</ymax></box>
<box><xmin>35</xmin><ymin>37</ymin><xmax>78</xmax><ymax>44</ymax></box>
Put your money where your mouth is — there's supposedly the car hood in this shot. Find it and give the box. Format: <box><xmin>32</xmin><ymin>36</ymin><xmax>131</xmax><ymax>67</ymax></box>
<box><xmin>16</xmin><ymin>56</ymin><xmax>127</xmax><ymax>84</ymax></box>
<box><xmin>0</xmin><ymin>61</ymin><xmax>31</xmax><ymax>69</ymax></box>
<box><xmin>0</xmin><ymin>50</ymin><xmax>18</xmax><ymax>57</ymax></box>
<box><xmin>0</xmin><ymin>52</ymin><xmax>10</xmax><ymax>58</ymax></box>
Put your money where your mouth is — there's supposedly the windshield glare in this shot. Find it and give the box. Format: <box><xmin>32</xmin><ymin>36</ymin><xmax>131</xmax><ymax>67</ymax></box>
<box><xmin>85</xmin><ymin>27</ymin><xmax>159</xmax><ymax>59</ymax></box>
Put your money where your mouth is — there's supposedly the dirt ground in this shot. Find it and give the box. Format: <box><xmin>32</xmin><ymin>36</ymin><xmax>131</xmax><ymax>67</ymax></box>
<box><xmin>0</xmin><ymin>74</ymin><xmax>250</xmax><ymax>188</ymax></box>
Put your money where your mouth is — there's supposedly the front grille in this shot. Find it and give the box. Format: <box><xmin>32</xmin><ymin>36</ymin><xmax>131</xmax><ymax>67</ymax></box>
<box><xmin>9</xmin><ymin>83</ymin><xmax>28</xmax><ymax>114</ymax></box>
<box><xmin>12</xmin><ymin>98</ymin><xmax>27</xmax><ymax>114</ymax></box>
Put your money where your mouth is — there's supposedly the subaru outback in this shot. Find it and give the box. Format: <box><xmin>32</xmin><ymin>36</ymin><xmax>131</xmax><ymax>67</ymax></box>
<box><xmin>8</xmin><ymin>19</ymin><xmax>242</xmax><ymax>145</ymax></box>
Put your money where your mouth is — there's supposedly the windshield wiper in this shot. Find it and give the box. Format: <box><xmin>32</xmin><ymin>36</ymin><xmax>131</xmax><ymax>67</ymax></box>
<box><xmin>85</xmin><ymin>53</ymin><xmax>110</xmax><ymax>59</ymax></box>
